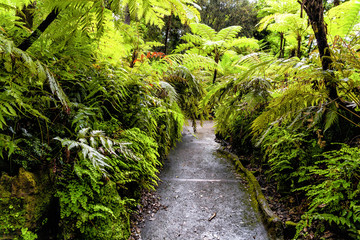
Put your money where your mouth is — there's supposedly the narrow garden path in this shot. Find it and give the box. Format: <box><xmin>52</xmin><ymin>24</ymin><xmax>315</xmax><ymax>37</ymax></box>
<box><xmin>141</xmin><ymin>121</ymin><xmax>270</xmax><ymax>240</ymax></box>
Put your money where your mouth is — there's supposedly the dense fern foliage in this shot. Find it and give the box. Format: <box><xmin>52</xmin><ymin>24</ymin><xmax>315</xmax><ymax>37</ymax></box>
<box><xmin>205</xmin><ymin>0</ymin><xmax>360</xmax><ymax>239</ymax></box>
<box><xmin>0</xmin><ymin>0</ymin><xmax>200</xmax><ymax>239</ymax></box>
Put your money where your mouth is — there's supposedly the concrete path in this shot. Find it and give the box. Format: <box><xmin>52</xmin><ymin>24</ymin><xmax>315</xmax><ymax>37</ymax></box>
<box><xmin>141</xmin><ymin>121</ymin><xmax>270</xmax><ymax>240</ymax></box>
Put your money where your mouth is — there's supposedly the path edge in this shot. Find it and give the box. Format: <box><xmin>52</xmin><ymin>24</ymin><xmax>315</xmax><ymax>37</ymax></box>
<box><xmin>217</xmin><ymin>149</ymin><xmax>285</xmax><ymax>240</ymax></box>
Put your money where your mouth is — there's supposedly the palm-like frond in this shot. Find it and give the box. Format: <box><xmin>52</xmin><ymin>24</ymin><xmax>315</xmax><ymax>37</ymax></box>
<box><xmin>215</xmin><ymin>26</ymin><xmax>242</xmax><ymax>41</ymax></box>
<box><xmin>166</xmin><ymin>53</ymin><xmax>217</xmax><ymax>71</ymax></box>
<box><xmin>189</xmin><ymin>23</ymin><xmax>216</xmax><ymax>40</ymax></box>
<box><xmin>326</xmin><ymin>0</ymin><xmax>360</xmax><ymax>38</ymax></box>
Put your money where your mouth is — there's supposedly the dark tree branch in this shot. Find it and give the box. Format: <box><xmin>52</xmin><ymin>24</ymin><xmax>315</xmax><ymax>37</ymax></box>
<box><xmin>17</xmin><ymin>8</ymin><xmax>60</xmax><ymax>51</ymax></box>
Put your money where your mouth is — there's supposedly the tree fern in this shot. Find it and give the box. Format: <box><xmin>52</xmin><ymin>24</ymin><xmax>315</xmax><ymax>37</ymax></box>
<box><xmin>326</xmin><ymin>0</ymin><xmax>360</xmax><ymax>39</ymax></box>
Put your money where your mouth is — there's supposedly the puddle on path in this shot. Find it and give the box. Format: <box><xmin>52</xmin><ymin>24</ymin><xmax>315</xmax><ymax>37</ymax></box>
<box><xmin>141</xmin><ymin>121</ymin><xmax>270</xmax><ymax>240</ymax></box>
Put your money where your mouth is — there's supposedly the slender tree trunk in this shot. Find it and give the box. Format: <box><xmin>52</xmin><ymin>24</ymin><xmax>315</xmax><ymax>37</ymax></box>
<box><xmin>296</xmin><ymin>35</ymin><xmax>301</xmax><ymax>58</ymax></box>
<box><xmin>290</xmin><ymin>49</ymin><xmax>295</xmax><ymax>57</ymax></box>
<box><xmin>212</xmin><ymin>53</ymin><xmax>220</xmax><ymax>84</ymax></box>
<box><xmin>301</xmin><ymin>0</ymin><xmax>338</xmax><ymax>100</ymax></box>
<box><xmin>279</xmin><ymin>32</ymin><xmax>284</xmax><ymax>58</ymax></box>
<box><xmin>130</xmin><ymin>50</ymin><xmax>138</xmax><ymax>68</ymax></box>
<box><xmin>164</xmin><ymin>14</ymin><xmax>173</xmax><ymax>55</ymax></box>
<box><xmin>17</xmin><ymin>8</ymin><xmax>60</xmax><ymax>51</ymax></box>
<box><xmin>282</xmin><ymin>37</ymin><xmax>286</xmax><ymax>57</ymax></box>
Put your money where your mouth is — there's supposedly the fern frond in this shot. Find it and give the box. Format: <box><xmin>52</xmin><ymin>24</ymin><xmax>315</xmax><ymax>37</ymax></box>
<box><xmin>181</xmin><ymin>34</ymin><xmax>204</xmax><ymax>45</ymax></box>
<box><xmin>189</xmin><ymin>23</ymin><xmax>216</xmax><ymax>40</ymax></box>
<box><xmin>326</xmin><ymin>0</ymin><xmax>360</xmax><ymax>38</ymax></box>
<box><xmin>251</xmin><ymin>85</ymin><xmax>327</xmax><ymax>136</ymax></box>
<box><xmin>166</xmin><ymin>53</ymin><xmax>217</xmax><ymax>71</ymax></box>
<box><xmin>215</xmin><ymin>26</ymin><xmax>242</xmax><ymax>41</ymax></box>
<box><xmin>257</xmin><ymin>14</ymin><xmax>276</xmax><ymax>31</ymax></box>
<box><xmin>46</xmin><ymin>68</ymin><xmax>70</xmax><ymax>110</ymax></box>
<box><xmin>159</xmin><ymin>81</ymin><xmax>178</xmax><ymax>103</ymax></box>
<box><xmin>231</xmin><ymin>37</ymin><xmax>259</xmax><ymax>50</ymax></box>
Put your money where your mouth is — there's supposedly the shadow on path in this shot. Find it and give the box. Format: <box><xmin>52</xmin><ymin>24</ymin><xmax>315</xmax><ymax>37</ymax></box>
<box><xmin>141</xmin><ymin>121</ymin><xmax>270</xmax><ymax>240</ymax></box>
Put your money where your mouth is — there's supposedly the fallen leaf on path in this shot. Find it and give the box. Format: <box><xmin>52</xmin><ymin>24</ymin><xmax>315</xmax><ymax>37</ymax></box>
<box><xmin>208</xmin><ymin>212</ymin><xmax>217</xmax><ymax>221</ymax></box>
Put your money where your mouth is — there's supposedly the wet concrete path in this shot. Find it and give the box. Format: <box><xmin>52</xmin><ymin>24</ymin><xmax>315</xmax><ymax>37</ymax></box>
<box><xmin>141</xmin><ymin>121</ymin><xmax>270</xmax><ymax>240</ymax></box>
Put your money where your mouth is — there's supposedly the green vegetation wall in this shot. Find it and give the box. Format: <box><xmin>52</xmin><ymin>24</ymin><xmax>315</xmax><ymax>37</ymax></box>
<box><xmin>0</xmin><ymin>0</ymin><xmax>205</xmax><ymax>239</ymax></box>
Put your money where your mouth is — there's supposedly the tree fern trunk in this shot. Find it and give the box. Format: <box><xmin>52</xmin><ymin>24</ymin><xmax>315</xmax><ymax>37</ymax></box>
<box><xmin>164</xmin><ymin>14</ymin><xmax>173</xmax><ymax>55</ymax></box>
<box><xmin>301</xmin><ymin>0</ymin><xmax>338</xmax><ymax>100</ymax></box>
<box><xmin>124</xmin><ymin>5</ymin><xmax>131</xmax><ymax>25</ymax></box>
<box><xmin>279</xmin><ymin>32</ymin><xmax>284</xmax><ymax>58</ymax></box>
<box><xmin>130</xmin><ymin>50</ymin><xmax>138</xmax><ymax>68</ymax></box>
<box><xmin>17</xmin><ymin>8</ymin><xmax>60</xmax><ymax>51</ymax></box>
<box><xmin>296</xmin><ymin>35</ymin><xmax>301</xmax><ymax>58</ymax></box>
<box><xmin>213</xmin><ymin>53</ymin><xmax>220</xmax><ymax>84</ymax></box>
<box><xmin>282</xmin><ymin>37</ymin><xmax>286</xmax><ymax>57</ymax></box>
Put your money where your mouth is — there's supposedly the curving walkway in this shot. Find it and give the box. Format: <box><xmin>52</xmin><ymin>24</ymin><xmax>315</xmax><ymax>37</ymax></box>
<box><xmin>141</xmin><ymin>121</ymin><xmax>270</xmax><ymax>240</ymax></box>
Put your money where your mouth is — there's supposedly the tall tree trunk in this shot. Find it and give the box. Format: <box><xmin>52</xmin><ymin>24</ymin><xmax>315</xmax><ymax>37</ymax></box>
<box><xmin>296</xmin><ymin>34</ymin><xmax>301</xmax><ymax>58</ymax></box>
<box><xmin>212</xmin><ymin>53</ymin><xmax>220</xmax><ymax>84</ymax></box>
<box><xmin>164</xmin><ymin>14</ymin><xmax>173</xmax><ymax>55</ymax></box>
<box><xmin>17</xmin><ymin>8</ymin><xmax>60</xmax><ymax>51</ymax></box>
<box><xmin>301</xmin><ymin>0</ymin><xmax>338</xmax><ymax>100</ymax></box>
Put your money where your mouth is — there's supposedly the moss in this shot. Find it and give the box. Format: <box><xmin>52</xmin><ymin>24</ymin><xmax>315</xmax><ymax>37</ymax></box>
<box><xmin>217</xmin><ymin>149</ymin><xmax>285</xmax><ymax>240</ymax></box>
<box><xmin>285</xmin><ymin>221</ymin><xmax>297</xmax><ymax>226</ymax></box>
<box><xmin>0</xmin><ymin>168</ymin><xmax>54</xmax><ymax>237</ymax></box>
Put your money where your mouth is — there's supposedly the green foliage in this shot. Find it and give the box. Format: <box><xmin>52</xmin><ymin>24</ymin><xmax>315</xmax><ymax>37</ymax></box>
<box><xmin>175</xmin><ymin>23</ymin><xmax>258</xmax><ymax>55</ymax></box>
<box><xmin>57</xmin><ymin>175</ymin><xmax>131</xmax><ymax>239</ymax></box>
<box><xmin>164</xmin><ymin>65</ymin><xmax>205</xmax><ymax>130</ymax></box>
<box><xmin>21</xmin><ymin>228</ymin><xmax>38</xmax><ymax>240</ymax></box>
<box><xmin>0</xmin><ymin>0</ymin><xmax>199</xmax><ymax>238</ymax></box>
<box><xmin>197</xmin><ymin>0</ymin><xmax>259</xmax><ymax>37</ymax></box>
<box><xmin>261</xmin><ymin>127</ymin><xmax>322</xmax><ymax>192</ymax></box>
<box><xmin>295</xmin><ymin>144</ymin><xmax>360</xmax><ymax>239</ymax></box>
<box><xmin>3</xmin><ymin>0</ymin><xmax>360</xmax><ymax>239</ymax></box>
<box><xmin>326</xmin><ymin>0</ymin><xmax>360</xmax><ymax>38</ymax></box>
<box><xmin>0</xmin><ymin>197</ymin><xmax>26</xmax><ymax>236</ymax></box>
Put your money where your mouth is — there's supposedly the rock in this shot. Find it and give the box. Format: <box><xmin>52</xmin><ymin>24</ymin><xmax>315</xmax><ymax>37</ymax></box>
<box><xmin>0</xmin><ymin>168</ymin><xmax>54</xmax><ymax>235</ymax></box>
